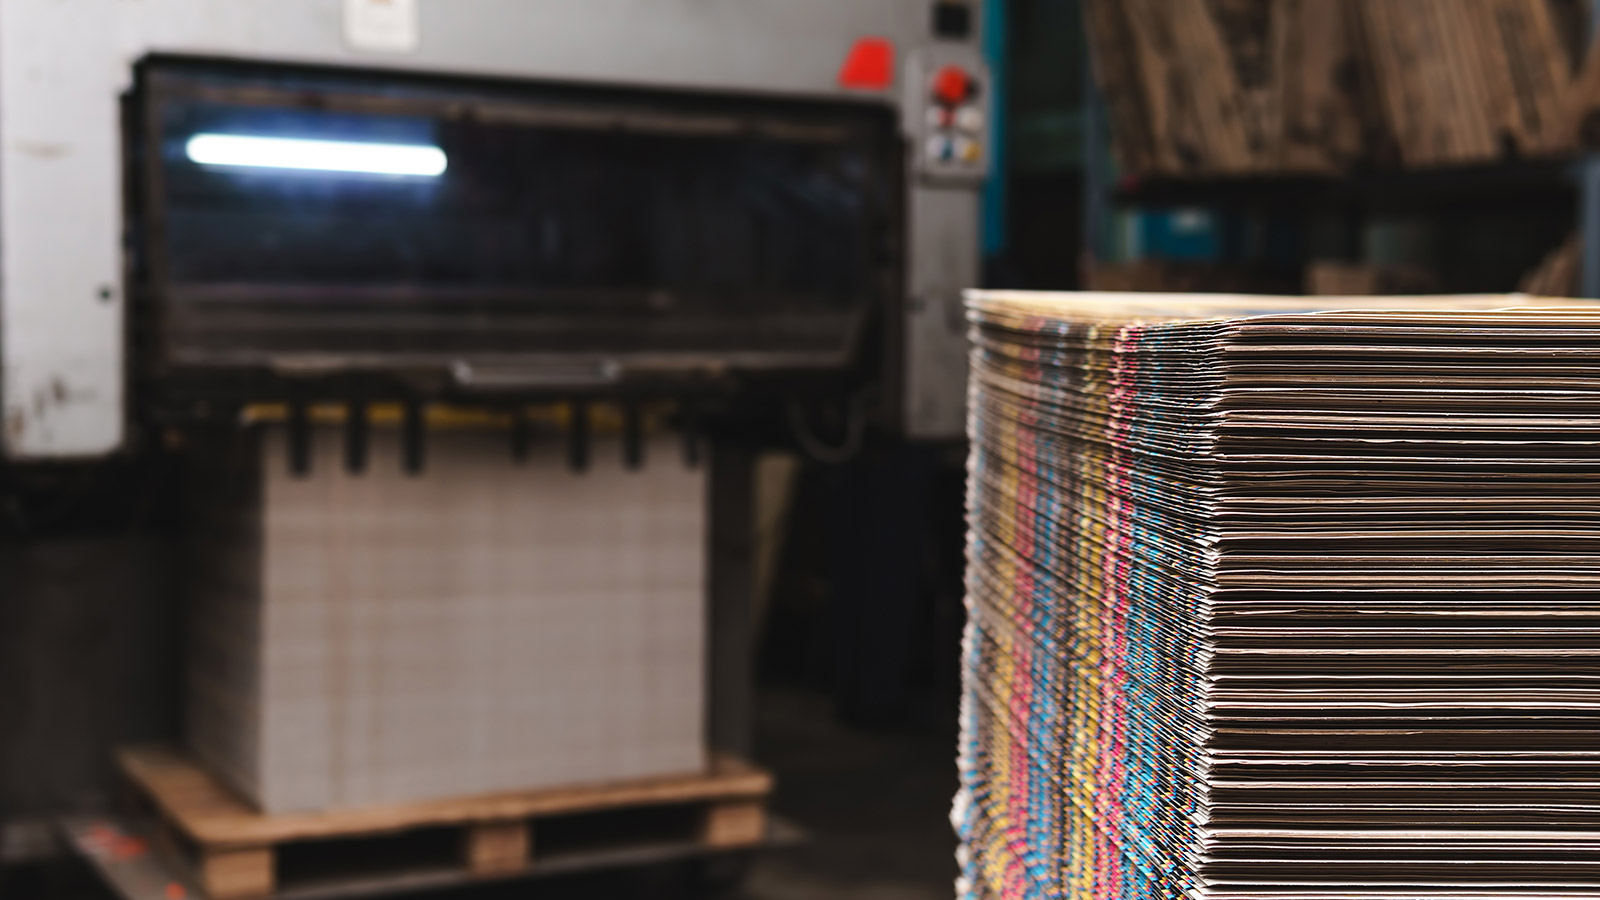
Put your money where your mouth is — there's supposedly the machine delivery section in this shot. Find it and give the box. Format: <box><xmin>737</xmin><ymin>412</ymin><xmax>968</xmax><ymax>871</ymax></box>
<box><xmin>130</xmin><ymin>59</ymin><xmax>903</xmax><ymax>403</ymax></box>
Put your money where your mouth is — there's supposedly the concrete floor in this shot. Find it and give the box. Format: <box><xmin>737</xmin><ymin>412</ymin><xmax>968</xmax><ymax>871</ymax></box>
<box><xmin>741</xmin><ymin>688</ymin><xmax>958</xmax><ymax>900</ymax></box>
<box><xmin>22</xmin><ymin>684</ymin><xmax>959</xmax><ymax>900</ymax></box>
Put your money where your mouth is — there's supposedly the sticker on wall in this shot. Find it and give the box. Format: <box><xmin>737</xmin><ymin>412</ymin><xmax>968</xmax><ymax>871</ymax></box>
<box><xmin>344</xmin><ymin>0</ymin><xmax>419</xmax><ymax>53</ymax></box>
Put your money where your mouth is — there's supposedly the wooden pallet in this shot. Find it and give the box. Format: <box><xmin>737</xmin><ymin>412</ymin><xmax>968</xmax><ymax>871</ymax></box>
<box><xmin>115</xmin><ymin>746</ymin><xmax>772</xmax><ymax>900</ymax></box>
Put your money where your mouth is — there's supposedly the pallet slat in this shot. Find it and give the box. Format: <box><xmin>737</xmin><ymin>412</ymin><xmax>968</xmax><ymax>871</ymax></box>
<box><xmin>116</xmin><ymin>745</ymin><xmax>772</xmax><ymax>900</ymax></box>
<box><xmin>201</xmin><ymin>849</ymin><xmax>273</xmax><ymax>900</ymax></box>
<box><xmin>68</xmin><ymin>814</ymin><xmax>802</xmax><ymax>900</ymax></box>
<box><xmin>462</xmin><ymin>821</ymin><xmax>530</xmax><ymax>875</ymax></box>
<box><xmin>702</xmin><ymin>800</ymin><xmax>767</xmax><ymax>849</ymax></box>
<box><xmin>118</xmin><ymin>745</ymin><xmax>769</xmax><ymax>848</ymax></box>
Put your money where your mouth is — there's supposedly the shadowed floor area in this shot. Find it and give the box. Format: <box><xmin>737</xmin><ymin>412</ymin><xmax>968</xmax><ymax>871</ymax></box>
<box><xmin>740</xmin><ymin>687</ymin><xmax>957</xmax><ymax>900</ymax></box>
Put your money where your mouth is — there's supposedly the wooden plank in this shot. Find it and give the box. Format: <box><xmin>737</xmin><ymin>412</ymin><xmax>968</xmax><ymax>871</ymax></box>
<box><xmin>67</xmin><ymin>813</ymin><xmax>801</xmax><ymax>900</ymax></box>
<box><xmin>200</xmin><ymin>848</ymin><xmax>274</xmax><ymax>900</ymax></box>
<box><xmin>701</xmin><ymin>800</ymin><xmax>767</xmax><ymax>850</ymax></box>
<box><xmin>117</xmin><ymin>746</ymin><xmax>771</xmax><ymax>850</ymax></box>
<box><xmin>462</xmin><ymin>821</ymin><xmax>529</xmax><ymax>876</ymax></box>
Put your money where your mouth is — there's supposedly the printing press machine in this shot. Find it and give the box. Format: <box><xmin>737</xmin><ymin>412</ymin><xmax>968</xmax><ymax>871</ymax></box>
<box><xmin>0</xmin><ymin>0</ymin><xmax>987</xmax><ymax>893</ymax></box>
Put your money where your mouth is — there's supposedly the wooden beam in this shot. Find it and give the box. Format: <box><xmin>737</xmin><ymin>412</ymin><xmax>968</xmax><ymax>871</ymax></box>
<box><xmin>463</xmin><ymin>821</ymin><xmax>530</xmax><ymax>876</ymax></box>
<box><xmin>199</xmin><ymin>847</ymin><xmax>273</xmax><ymax>900</ymax></box>
<box><xmin>702</xmin><ymin>800</ymin><xmax>766</xmax><ymax>849</ymax></box>
<box><xmin>116</xmin><ymin>746</ymin><xmax>770</xmax><ymax>848</ymax></box>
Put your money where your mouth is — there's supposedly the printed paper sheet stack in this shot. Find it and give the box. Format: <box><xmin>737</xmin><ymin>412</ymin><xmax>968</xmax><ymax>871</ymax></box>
<box><xmin>954</xmin><ymin>291</ymin><xmax>1600</xmax><ymax>900</ymax></box>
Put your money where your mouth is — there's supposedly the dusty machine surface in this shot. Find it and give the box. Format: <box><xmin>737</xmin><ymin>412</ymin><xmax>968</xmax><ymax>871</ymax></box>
<box><xmin>0</xmin><ymin>0</ymin><xmax>989</xmax><ymax>894</ymax></box>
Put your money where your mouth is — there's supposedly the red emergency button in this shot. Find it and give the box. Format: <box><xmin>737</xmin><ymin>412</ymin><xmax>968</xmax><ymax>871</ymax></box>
<box><xmin>933</xmin><ymin>65</ymin><xmax>973</xmax><ymax>106</ymax></box>
<box><xmin>839</xmin><ymin>38</ymin><xmax>895</xmax><ymax>90</ymax></box>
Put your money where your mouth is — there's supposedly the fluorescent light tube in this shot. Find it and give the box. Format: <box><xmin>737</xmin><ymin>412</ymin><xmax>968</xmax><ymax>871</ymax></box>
<box><xmin>185</xmin><ymin>134</ymin><xmax>447</xmax><ymax>177</ymax></box>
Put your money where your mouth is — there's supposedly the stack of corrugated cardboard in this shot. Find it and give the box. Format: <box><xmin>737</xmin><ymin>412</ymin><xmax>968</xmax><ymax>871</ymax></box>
<box><xmin>958</xmin><ymin>290</ymin><xmax>1600</xmax><ymax>899</ymax></box>
<box><xmin>1084</xmin><ymin>0</ymin><xmax>1578</xmax><ymax>174</ymax></box>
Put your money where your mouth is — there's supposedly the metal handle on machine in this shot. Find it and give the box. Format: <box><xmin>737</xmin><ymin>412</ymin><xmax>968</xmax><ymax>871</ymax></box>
<box><xmin>450</xmin><ymin>359</ymin><xmax>622</xmax><ymax>390</ymax></box>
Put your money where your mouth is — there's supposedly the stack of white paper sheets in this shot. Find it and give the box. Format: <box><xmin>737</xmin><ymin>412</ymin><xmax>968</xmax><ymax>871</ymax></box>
<box><xmin>187</xmin><ymin>426</ymin><xmax>706</xmax><ymax>814</ymax></box>
<box><xmin>956</xmin><ymin>291</ymin><xmax>1600</xmax><ymax>900</ymax></box>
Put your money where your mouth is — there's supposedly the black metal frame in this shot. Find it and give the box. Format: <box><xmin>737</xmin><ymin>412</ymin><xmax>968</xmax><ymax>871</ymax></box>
<box><xmin>127</xmin><ymin>55</ymin><xmax>906</xmax><ymax>417</ymax></box>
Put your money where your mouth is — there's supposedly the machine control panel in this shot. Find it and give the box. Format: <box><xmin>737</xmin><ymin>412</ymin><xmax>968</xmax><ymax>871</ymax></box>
<box><xmin>901</xmin><ymin>43</ymin><xmax>987</xmax><ymax>439</ymax></box>
<box><xmin>905</xmin><ymin>49</ymin><xmax>990</xmax><ymax>184</ymax></box>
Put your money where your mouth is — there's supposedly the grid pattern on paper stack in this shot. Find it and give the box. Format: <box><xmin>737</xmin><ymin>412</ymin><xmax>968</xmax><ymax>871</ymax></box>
<box><xmin>187</xmin><ymin>428</ymin><xmax>707</xmax><ymax>814</ymax></box>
